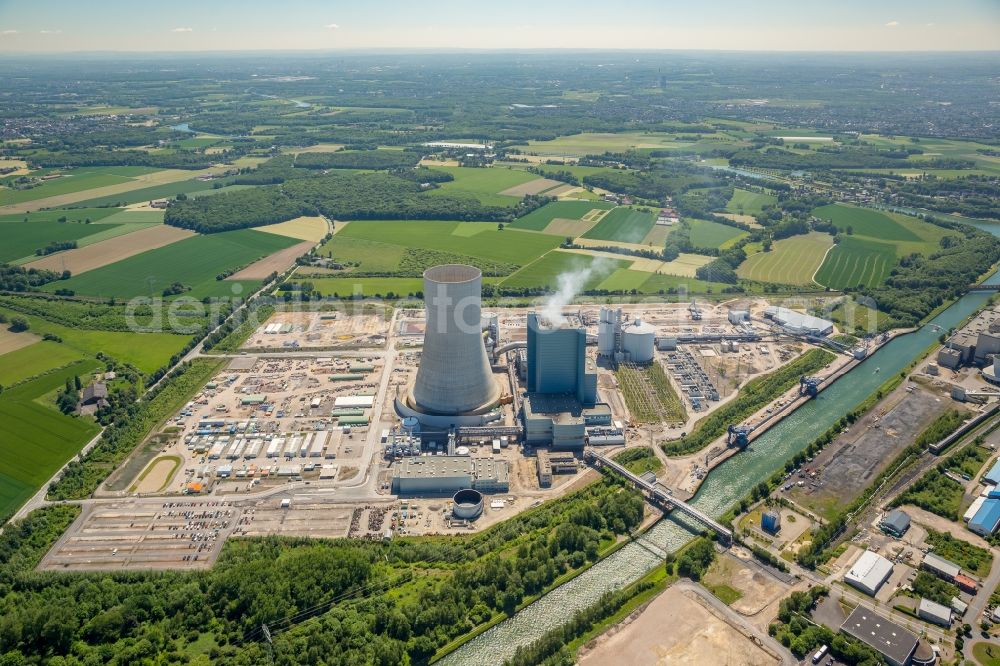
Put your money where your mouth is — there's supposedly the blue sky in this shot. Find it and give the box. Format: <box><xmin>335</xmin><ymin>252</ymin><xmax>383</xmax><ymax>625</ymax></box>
<box><xmin>1</xmin><ymin>0</ymin><xmax>998</xmax><ymax>52</ymax></box>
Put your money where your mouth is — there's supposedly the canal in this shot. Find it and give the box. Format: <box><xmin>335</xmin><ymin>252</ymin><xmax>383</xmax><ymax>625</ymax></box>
<box><xmin>442</xmin><ymin>279</ymin><xmax>998</xmax><ymax>664</ymax></box>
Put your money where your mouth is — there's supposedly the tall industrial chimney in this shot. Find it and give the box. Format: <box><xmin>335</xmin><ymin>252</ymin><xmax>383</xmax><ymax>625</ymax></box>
<box><xmin>411</xmin><ymin>264</ymin><xmax>499</xmax><ymax>415</ymax></box>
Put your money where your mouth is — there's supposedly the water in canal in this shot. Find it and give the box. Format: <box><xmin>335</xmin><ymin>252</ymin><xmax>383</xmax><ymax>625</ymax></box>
<box><xmin>442</xmin><ymin>287</ymin><xmax>996</xmax><ymax>665</ymax></box>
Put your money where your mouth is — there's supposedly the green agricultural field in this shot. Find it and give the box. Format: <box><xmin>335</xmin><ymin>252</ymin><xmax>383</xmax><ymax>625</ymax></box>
<box><xmin>814</xmin><ymin>236</ymin><xmax>897</xmax><ymax>290</ymax></box>
<box><xmin>0</xmin><ymin>339</ymin><xmax>84</xmax><ymax>387</ymax></box>
<box><xmin>0</xmin><ymin>169</ymin><xmax>143</xmax><ymax>205</ymax></box>
<box><xmin>596</xmin><ymin>269</ymin><xmax>651</xmax><ymax>292</ymax></box>
<box><xmin>0</xmin><ymin>220</ymin><xmax>120</xmax><ymax>263</ymax></box>
<box><xmin>812</xmin><ymin>203</ymin><xmax>920</xmax><ymax>241</ymax></box>
<box><xmin>687</xmin><ymin>219</ymin><xmax>748</xmax><ymax>249</ymax></box>
<box><xmin>500</xmin><ymin>251</ymin><xmax>628</xmax><ymax>291</ymax></box>
<box><xmin>513</xmin><ymin>131</ymin><xmax>701</xmax><ymax>156</ymax></box>
<box><xmin>510</xmin><ymin>200</ymin><xmax>614</xmax><ymax>231</ymax></box>
<box><xmin>337</xmin><ymin>220</ymin><xmax>561</xmax><ymax>266</ymax></box>
<box><xmin>582</xmin><ymin>207</ymin><xmax>657</xmax><ymax>243</ymax></box>
<box><xmin>70</xmin><ymin>177</ymin><xmax>238</xmax><ymax>208</ymax></box>
<box><xmin>638</xmin><ymin>272</ymin><xmax>723</xmax><ymax>294</ymax></box>
<box><xmin>45</xmin><ymin>228</ymin><xmax>299</xmax><ymax>300</ymax></box>
<box><xmin>0</xmin><ymin>207</ymin><xmax>120</xmax><ymax>225</ymax></box>
<box><xmin>425</xmin><ymin>166</ymin><xmax>538</xmax><ymax>206</ymax></box>
<box><xmin>308</xmin><ymin>277</ymin><xmax>427</xmax><ymax>298</ymax></box>
<box><xmin>725</xmin><ymin>188</ymin><xmax>776</xmax><ymax>215</ymax></box>
<box><xmin>736</xmin><ymin>232</ymin><xmax>833</xmax><ymax>285</ymax></box>
<box><xmin>0</xmin><ymin>306</ymin><xmax>191</xmax><ymax>375</ymax></box>
<box><xmin>317</xmin><ymin>236</ymin><xmax>408</xmax><ymax>272</ymax></box>
<box><xmin>0</xmin><ymin>359</ymin><xmax>101</xmax><ymax>519</ymax></box>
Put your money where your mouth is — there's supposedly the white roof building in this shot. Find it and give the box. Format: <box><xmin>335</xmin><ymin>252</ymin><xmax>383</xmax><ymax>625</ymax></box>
<box><xmin>844</xmin><ymin>550</ymin><xmax>894</xmax><ymax>596</ymax></box>
<box><xmin>763</xmin><ymin>306</ymin><xmax>834</xmax><ymax>337</ymax></box>
<box><xmin>334</xmin><ymin>395</ymin><xmax>374</xmax><ymax>408</ymax></box>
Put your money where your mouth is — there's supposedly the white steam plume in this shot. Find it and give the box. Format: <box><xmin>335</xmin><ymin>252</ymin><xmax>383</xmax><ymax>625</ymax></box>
<box><xmin>541</xmin><ymin>257</ymin><xmax>613</xmax><ymax>325</ymax></box>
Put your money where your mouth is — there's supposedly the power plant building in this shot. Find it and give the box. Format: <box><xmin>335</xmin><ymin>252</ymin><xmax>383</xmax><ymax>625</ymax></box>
<box><xmin>523</xmin><ymin>394</ymin><xmax>612</xmax><ymax>449</ymax></box>
<box><xmin>526</xmin><ymin>313</ymin><xmax>597</xmax><ymax>406</ymax></box>
<box><xmin>391</xmin><ymin>456</ymin><xmax>509</xmax><ymax>495</ymax></box>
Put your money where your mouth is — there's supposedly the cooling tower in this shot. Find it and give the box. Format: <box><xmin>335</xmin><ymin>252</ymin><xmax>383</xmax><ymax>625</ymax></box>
<box><xmin>410</xmin><ymin>265</ymin><xmax>500</xmax><ymax>415</ymax></box>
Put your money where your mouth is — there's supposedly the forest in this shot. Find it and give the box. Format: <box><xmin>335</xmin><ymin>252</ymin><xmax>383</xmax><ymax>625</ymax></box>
<box><xmin>0</xmin><ymin>477</ymin><xmax>644</xmax><ymax>665</ymax></box>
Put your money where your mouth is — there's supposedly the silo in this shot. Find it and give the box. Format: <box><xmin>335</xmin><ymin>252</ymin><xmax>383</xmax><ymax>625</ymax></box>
<box><xmin>622</xmin><ymin>319</ymin><xmax>656</xmax><ymax>363</ymax></box>
<box><xmin>411</xmin><ymin>265</ymin><xmax>500</xmax><ymax>415</ymax></box>
<box><xmin>597</xmin><ymin>307</ymin><xmax>617</xmax><ymax>357</ymax></box>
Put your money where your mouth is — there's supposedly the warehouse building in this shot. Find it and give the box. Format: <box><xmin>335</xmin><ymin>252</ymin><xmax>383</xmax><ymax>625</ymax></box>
<box><xmin>844</xmin><ymin>550</ymin><xmax>894</xmax><ymax>596</ymax></box>
<box><xmin>917</xmin><ymin>598</ymin><xmax>952</xmax><ymax>627</ymax></box>
<box><xmin>921</xmin><ymin>552</ymin><xmax>960</xmax><ymax>581</ymax></box>
<box><xmin>969</xmin><ymin>498</ymin><xmax>1000</xmax><ymax>536</ymax></box>
<box><xmin>391</xmin><ymin>456</ymin><xmax>509</xmax><ymax>495</ymax></box>
<box><xmin>763</xmin><ymin>306</ymin><xmax>834</xmax><ymax>336</ymax></box>
<box><xmin>983</xmin><ymin>459</ymin><xmax>1000</xmax><ymax>486</ymax></box>
<box><xmin>840</xmin><ymin>607</ymin><xmax>918</xmax><ymax>666</ymax></box>
<box><xmin>880</xmin><ymin>509</ymin><xmax>911</xmax><ymax>538</ymax></box>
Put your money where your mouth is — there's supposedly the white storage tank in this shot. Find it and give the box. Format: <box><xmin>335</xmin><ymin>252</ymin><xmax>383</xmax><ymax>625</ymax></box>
<box><xmin>622</xmin><ymin>319</ymin><xmax>656</xmax><ymax>363</ymax></box>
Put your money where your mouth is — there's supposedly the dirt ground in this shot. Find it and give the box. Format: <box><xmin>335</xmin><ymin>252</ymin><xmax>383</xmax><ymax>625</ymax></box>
<box><xmin>226</xmin><ymin>240</ymin><xmax>313</xmax><ymax>280</ymax></box>
<box><xmin>578</xmin><ymin>585</ymin><xmax>780</xmax><ymax>666</ymax></box>
<box><xmin>703</xmin><ymin>552</ymin><xmax>791</xmax><ymax>616</ymax></box>
<box><xmin>25</xmin><ymin>224</ymin><xmax>194</xmax><ymax>274</ymax></box>
<box><xmin>787</xmin><ymin>384</ymin><xmax>956</xmax><ymax>519</ymax></box>
<box><xmin>256</xmin><ymin>216</ymin><xmax>329</xmax><ymax>242</ymax></box>
<box><xmin>0</xmin><ymin>328</ymin><xmax>40</xmax><ymax>355</ymax></box>
<box><xmin>541</xmin><ymin>216</ymin><xmax>602</xmax><ymax>237</ymax></box>
<box><xmin>498</xmin><ymin>177</ymin><xmax>562</xmax><ymax>196</ymax></box>
<box><xmin>133</xmin><ymin>456</ymin><xmax>181</xmax><ymax>493</ymax></box>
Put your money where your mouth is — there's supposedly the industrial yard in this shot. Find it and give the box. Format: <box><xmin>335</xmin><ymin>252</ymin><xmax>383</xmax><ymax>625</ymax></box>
<box><xmin>61</xmin><ymin>264</ymin><xmax>861</xmax><ymax>571</ymax></box>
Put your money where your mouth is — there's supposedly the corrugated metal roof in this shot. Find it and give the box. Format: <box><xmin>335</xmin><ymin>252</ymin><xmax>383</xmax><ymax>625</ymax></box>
<box><xmin>984</xmin><ymin>459</ymin><xmax>1000</xmax><ymax>485</ymax></box>
<box><xmin>970</xmin><ymin>498</ymin><xmax>1000</xmax><ymax>535</ymax></box>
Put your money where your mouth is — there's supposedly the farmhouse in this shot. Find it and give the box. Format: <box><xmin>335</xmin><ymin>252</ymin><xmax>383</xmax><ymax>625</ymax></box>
<box><xmin>78</xmin><ymin>382</ymin><xmax>109</xmax><ymax>415</ymax></box>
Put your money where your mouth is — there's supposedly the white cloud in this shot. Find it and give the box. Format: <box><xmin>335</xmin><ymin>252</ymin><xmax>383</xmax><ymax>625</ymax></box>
<box><xmin>39</xmin><ymin>29</ymin><xmax>62</xmax><ymax>34</ymax></box>
<box><xmin>925</xmin><ymin>22</ymin><xmax>935</xmax><ymax>27</ymax></box>
<box><xmin>885</xmin><ymin>20</ymin><xmax>900</xmax><ymax>27</ymax></box>
<box><xmin>325</xmin><ymin>23</ymin><xmax>340</xmax><ymax>30</ymax></box>
<box><xmin>1</xmin><ymin>30</ymin><xmax>18</xmax><ymax>35</ymax></box>
<box><xmin>171</xmin><ymin>27</ymin><xmax>194</xmax><ymax>33</ymax></box>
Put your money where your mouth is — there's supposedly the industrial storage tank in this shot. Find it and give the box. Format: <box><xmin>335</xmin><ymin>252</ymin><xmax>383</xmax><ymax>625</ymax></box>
<box><xmin>597</xmin><ymin>307</ymin><xmax>620</xmax><ymax>357</ymax></box>
<box><xmin>411</xmin><ymin>265</ymin><xmax>500</xmax><ymax>415</ymax></box>
<box><xmin>452</xmin><ymin>488</ymin><xmax>484</xmax><ymax>520</ymax></box>
<box><xmin>622</xmin><ymin>319</ymin><xmax>656</xmax><ymax>363</ymax></box>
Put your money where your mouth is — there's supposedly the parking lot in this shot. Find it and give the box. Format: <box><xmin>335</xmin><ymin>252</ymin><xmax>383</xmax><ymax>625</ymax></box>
<box><xmin>39</xmin><ymin>499</ymin><xmax>239</xmax><ymax>571</ymax></box>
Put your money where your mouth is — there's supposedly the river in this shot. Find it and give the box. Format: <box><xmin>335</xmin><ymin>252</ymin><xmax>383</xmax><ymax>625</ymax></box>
<box><xmin>442</xmin><ymin>278</ymin><xmax>999</xmax><ymax>664</ymax></box>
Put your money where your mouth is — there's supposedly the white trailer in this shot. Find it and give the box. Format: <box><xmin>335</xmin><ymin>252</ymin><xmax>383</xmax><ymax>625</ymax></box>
<box><xmin>267</xmin><ymin>437</ymin><xmax>284</xmax><ymax>458</ymax></box>
<box><xmin>285</xmin><ymin>436</ymin><xmax>301</xmax><ymax>459</ymax></box>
